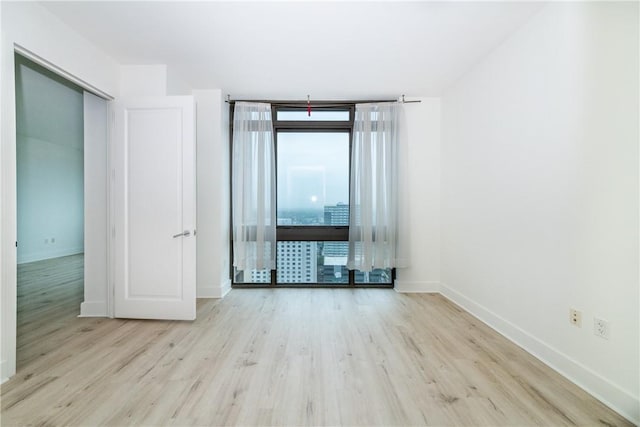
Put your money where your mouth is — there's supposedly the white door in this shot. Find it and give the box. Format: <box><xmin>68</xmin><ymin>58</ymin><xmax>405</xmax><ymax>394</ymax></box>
<box><xmin>111</xmin><ymin>97</ymin><xmax>196</xmax><ymax>320</ymax></box>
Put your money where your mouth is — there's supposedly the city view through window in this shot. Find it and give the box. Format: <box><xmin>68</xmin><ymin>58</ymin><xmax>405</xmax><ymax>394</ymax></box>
<box><xmin>243</xmin><ymin>204</ymin><xmax>391</xmax><ymax>285</ymax></box>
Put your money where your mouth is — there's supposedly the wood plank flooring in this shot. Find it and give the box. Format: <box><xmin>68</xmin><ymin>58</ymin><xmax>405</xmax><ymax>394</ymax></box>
<box><xmin>1</xmin><ymin>256</ymin><xmax>632</xmax><ymax>426</ymax></box>
<box><xmin>15</xmin><ymin>254</ymin><xmax>84</xmax><ymax>369</ymax></box>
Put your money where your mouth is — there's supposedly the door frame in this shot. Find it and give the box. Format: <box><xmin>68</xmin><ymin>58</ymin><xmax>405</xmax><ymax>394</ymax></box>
<box><xmin>1</xmin><ymin>45</ymin><xmax>114</xmax><ymax>382</ymax></box>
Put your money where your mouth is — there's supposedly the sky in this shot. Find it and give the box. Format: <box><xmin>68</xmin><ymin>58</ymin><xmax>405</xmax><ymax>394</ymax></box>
<box><xmin>277</xmin><ymin>132</ymin><xmax>349</xmax><ymax>211</ymax></box>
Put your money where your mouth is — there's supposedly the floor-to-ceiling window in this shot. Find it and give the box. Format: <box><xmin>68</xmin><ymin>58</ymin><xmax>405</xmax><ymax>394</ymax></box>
<box><xmin>231</xmin><ymin>102</ymin><xmax>393</xmax><ymax>287</ymax></box>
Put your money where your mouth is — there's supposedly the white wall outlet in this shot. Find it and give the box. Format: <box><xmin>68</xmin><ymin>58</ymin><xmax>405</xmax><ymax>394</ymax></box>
<box><xmin>594</xmin><ymin>318</ymin><xmax>610</xmax><ymax>340</ymax></box>
<box><xmin>51</xmin><ymin>237</ymin><xmax>55</xmax><ymax>243</ymax></box>
<box><xmin>569</xmin><ymin>308</ymin><xmax>582</xmax><ymax>327</ymax></box>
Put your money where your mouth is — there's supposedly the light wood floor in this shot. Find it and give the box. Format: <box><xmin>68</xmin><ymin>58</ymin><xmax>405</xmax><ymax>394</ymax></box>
<box><xmin>16</xmin><ymin>254</ymin><xmax>84</xmax><ymax>369</ymax></box>
<box><xmin>1</xmin><ymin>257</ymin><xmax>632</xmax><ymax>426</ymax></box>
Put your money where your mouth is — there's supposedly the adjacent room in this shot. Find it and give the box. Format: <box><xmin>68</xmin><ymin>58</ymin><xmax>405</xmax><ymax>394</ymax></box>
<box><xmin>0</xmin><ymin>1</ymin><xmax>638</xmax><ymax>426</ymax></box>
<box><xmin>14</xmin><ymin>54</ymin><xmax>86</xmax><ymax>370</ymax></box>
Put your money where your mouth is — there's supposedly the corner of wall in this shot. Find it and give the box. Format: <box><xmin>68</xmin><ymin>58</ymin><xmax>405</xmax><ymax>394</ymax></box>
<box><xmin>438</xmin><ymin>3</ymin><xmax>638</xmax><ymax>423</ymax></box>
<box><xmin>194</xmin><ymin>89</ymin><xmax>230</xmax><ymax>302</ymax></box>
<box><xmin>220</xmin><ymin>279</ymin><xmax>231</xmax><ymax>298</ymax></box>
<box><xmin>197</xmin><ymin>279</ymin><xmax>231</xmax><ymax>299</ymax></box>
<box><xmin>394</xmin><ymin>281</ymin><xmax>440</xmax><ymax>293</ymax></box>
<box><xmin>79</xmin><ymin>300</ymin><xmax>107</xmax><ymax>317</ymax></box>
<box><xmin>1</xmin><ymin>360</ymin><xmax>11</xmax><ymax>384</ymax></box>
<box><xmin>397</xmin><ymin>96</ymin><xmax>442</xmax><ymax>291</ymax></box>
<box><xmin>440</xmin><ymin>282</ymin><xmax>639</xmax><ymax>424</ymax></box>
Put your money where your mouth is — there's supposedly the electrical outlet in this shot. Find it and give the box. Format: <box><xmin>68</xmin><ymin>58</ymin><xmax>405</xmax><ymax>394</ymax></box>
<box><xmin>51</xmin><ymin>237</ymin><xmax>55</xmax><ymax>243</ymax></box>
<box><xmin>569</xmin><ymin>308</ymin><xmax>582</xmax><ymax>327</ymax></box>
<box><xmin>594</xmin><ymin>318</ymin><xmax>610</xmax><ymax>340</ymax></box>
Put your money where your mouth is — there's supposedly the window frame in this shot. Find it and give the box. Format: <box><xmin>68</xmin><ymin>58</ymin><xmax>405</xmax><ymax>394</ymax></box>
<box><xmin>274</xmin><ymin>104</ymin><xmax>354</xmax><ymax>243</ymax></box>
<box><xmin>229</xmin><ymin>100</ymin><xmax>395</xmax><ymax>288</ymax></box>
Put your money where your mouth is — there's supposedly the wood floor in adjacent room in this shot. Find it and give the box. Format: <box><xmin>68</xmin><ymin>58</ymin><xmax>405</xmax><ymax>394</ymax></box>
<box><xmin>1</xmin><ymin>257</ymin><xmax>632</xmax><ymax>426</ymax></box>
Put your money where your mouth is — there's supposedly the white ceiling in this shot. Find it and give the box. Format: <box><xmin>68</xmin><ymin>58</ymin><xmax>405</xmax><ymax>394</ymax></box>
<box><xmin>41</xmin><ymin>1</ymin><xmax>544</xmax><ymax>99</ymax></box>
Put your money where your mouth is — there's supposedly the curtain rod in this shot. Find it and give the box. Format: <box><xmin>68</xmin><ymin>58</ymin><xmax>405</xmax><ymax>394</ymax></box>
<box><xmin>225</xmin><ymin>94</ymin><xmax>421</xmax><ymax>106</ymax></box>
<box><xmin>400</xmin><ymin>95</ymin><xmax>421</xmax><ymax>104</ymax></box>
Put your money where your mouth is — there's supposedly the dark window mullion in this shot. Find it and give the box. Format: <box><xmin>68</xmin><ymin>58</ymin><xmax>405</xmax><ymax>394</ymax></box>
<box><xmin>277</xmin><ymin>226</ymin><xmax>348</xmax><ymax>242</ymax></box>
<box><xmin>274</xmin><ymin>121</ymin><xmax>353</xmax><ymax>130</ymax></box>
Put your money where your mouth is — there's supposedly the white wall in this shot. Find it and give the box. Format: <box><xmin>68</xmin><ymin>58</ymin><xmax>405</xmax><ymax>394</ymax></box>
<box><xmin>194</xmin><ymin>90</ymin><xmax>231</xmax><ymax>298</ymax></box>
<box><xmin>81</xmin><ymin>92</ymin><xmax>109</xmax><ymax>317</ymax></box>
<box><xmin>1</xmin><ymin>1</ymin><xmax>119</xmax><ymax>381</ymax></box>
<box><xmin>167</xmin><ymin>67</ymin><xmax>192</xmax><ymax>96</ymax></box>
<box><xmin>395</xmin><ymin>98</ymin><xmax>441</xmax><ymax>292</ymax></box>
<box><xmin>120</xmin><ymin>64</ymin><xmax>167</xmax><ymax>97</ymax></box>
<box><xmin>15</xmin><ymin>57</ymin><xmax>85</xmax><ymax>264</ymax></box>
<box><xmin>120</xmin><ymin>64</ymin><xmax>191</xmax><ymax>97</ymax></box>
<box><xmin>16</xmin><ymin>136</ymin><xmax>84</xmax><ymax>263</ymax></box>
<box><xmin>441</xmin><ymin>3</ymin><xmax>639</xmax><ymax>423</ymax></box>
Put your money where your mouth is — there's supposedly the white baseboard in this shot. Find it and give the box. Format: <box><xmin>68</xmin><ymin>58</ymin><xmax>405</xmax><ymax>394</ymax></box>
<box><xmin>17</xmin><ymin>247</ymin><xmax>84</xmax><ymax>265</ymax></box>
<box><xmin>220</xmin><ymin>279</ymin><xmax>232</xmax><ymax>298</ymax></box>
<box><xmin>79</xmin><ymin>300</ymin><xmax>107</xmax><ymax>317</ymax></box>
<box><xmin>394</xmin><ymin>280</ymin><xmax>440</xmax><ymax>293</ymax></box>
<box><xmin>440</xmin><ymin>283</ymin><xmax>639</xmax><ymax>425</ymax></box>
<box><xmin>1</xmin><ymin>359</ymin><xmax>10</xmax><ymax>384</ymax></box>
<box><xmin>197</xmin><ymin>286</ymin><xmax>218</xmax><ymax>298</ymax></box>
<box><xmin>197</xmin><ymin>279</ymin><xmax>232</xmax><ymax>299</ymax></box>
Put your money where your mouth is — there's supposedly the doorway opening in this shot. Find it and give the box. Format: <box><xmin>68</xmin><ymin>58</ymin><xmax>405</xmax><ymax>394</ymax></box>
<box><xmin>14</xmin><ymin>54</ymin><xmax>85</xmax><ymax>369</ymax></box>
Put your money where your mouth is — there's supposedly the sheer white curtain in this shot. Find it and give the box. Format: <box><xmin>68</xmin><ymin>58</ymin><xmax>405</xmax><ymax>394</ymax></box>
<box><xmin>347</xmin><ymin>102</ymin><xmax>400</xmax><ymax>272</ymax></box>
<box><xmin>232</xmin><ymin>102</ymin><xmax>276</xmax><ymax>272</ymax></box>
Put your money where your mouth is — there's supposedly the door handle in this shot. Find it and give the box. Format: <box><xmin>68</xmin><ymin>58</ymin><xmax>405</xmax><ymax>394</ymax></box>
<box><xmin>173</xmin><ymin>230</ymin><xmax>191</xmax><ymax>238</ymax></box>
